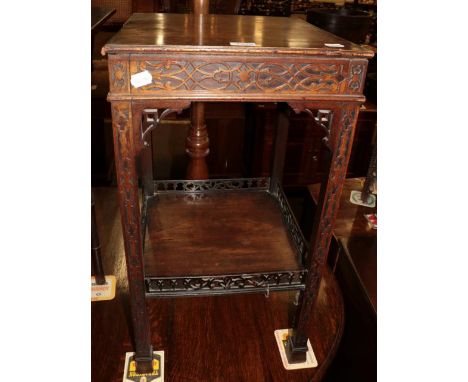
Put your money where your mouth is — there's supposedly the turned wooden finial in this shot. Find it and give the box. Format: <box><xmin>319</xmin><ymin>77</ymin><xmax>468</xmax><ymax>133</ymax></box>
<box><xmin>186</xmin><ymin>0</ymin><xmax>210</xmax><ymax>180</ymax></box>
<box><xmin>186</xmin><ymin>102</ymin><xmax>210</xmax><ymax>180</ymax></box>
<box><xmin>193</xmin><ymin>0</ymin><xmax>210</xmax><ymax>15</ymax></box>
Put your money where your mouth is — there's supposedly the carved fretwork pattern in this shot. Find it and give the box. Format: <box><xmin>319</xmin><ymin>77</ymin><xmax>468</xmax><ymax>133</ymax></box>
<box><xmin>132</xmin><ymin>60</ymin><xmax>346</xmax><ymax>94</ymax></box>
<box><xmin>347</xmin><ymin>60</ymin><xmax>367</xmax><ymax>93</ymax></box>
<box><xmin>146</xmin><ymin>271</ymin><xmax>306</xmax><ymax>296</ymax></box>
<box><xmin>153</xmin><ymin>177</ymin><xmax>270</xmax><ymax>194</ymax></box>
<box><xmin>110</xmin><ymin>60</ymin><xmax>129</xmax><ymax>93</ymax></box>
<box><xmin>111</xmin><ymin>102</ymin><xmax>152</xmax><ymax>357</ymax></box>
<box><xmin>293</xmin><ymin>104</ymin><xmax>359</xmax><ymax>346</ymax></box>
<box><xmin>276</xmin><ymin>184</ymin><xmax>309</xmax><ymax>264</ymax></box>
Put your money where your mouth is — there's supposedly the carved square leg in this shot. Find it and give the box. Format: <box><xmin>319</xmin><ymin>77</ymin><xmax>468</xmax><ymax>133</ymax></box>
<box><xmin>287</xmin><ymin>103</ymin><xmax>360</xmax><ymax>363</ymax></box>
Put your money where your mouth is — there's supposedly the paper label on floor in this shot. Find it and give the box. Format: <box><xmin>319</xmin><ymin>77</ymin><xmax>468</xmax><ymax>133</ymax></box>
<box><xmin>274</xmin><ymin>329</ymin><xmax>318</xmax><ymax>370</ymax></box>
<box><xmin>91</xmin><ymin>275</ymin><xmax>116</xmax><ymax>302</ymax></box>
<box><xmin>123</xmin><ymin>351</ymin><xmax>164</xmax><ymax>382</ymax></box>
<box><xmin>349</xmin><ymin>190</ymin><xmax>376</xmax><ymax>208</ymax></box>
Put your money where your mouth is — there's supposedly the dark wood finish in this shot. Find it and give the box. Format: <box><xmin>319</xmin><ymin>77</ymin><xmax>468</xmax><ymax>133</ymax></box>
<box><xmin>141</xmin><ymin>177</ymin><xmax>308</xmax><ymax>297</ymax></box>
<box><xmin>144</xmin><ymin>191</ymin><xmax>301</xmax><ymax>277</ymax></box>
<box><xmin>139</xmin><ymin>111</ymin><xmax>155</xmax><ymax>196</ymax></box>
<box><xmin>307</xmin><ymin>178</ymin><xmax>376</xmax><ymax>381</ymax></box>
<box><xmin>361</xmin><ymin>138</ymin><xmax>376</xmax><ymax>203</ymax></box>
<box><xmin>251</xmin><ymin>101</ymin><xmax>377</xmax><ymax>188</ymax></box>
<box><xmin>111</xmin><ymin>101</ymin><xmax>154</xmax><ymax>372</ymax></box>
<box><xmin>92</xmin><ymin>186</ymin><xmax>344</xmax><ymax>382</ymax></box>
<box><xmin>102</xmin><ymin>14</ymin><xmax>371</xmax><ymax>59</ymax></box>
<box><xmin>91</xmin><ymin>8</ymin><xmax>116</xmax><ymax>282</ymax></box>
<box><xmin>152</xmin><ymin>0</ymin><xmax>242</xmax><ymax>14</ymax></box>
<box><xmin>187</xmin><ymin>102</ymin><xmax>210</xmax><ymax>179</ymax></box>
<box><xmin>285</xmin><ymin>103</ymin><xmax>360</xmax><ymax>362</ymax></box>
<box><xmin>104</xmin><ymin>12</ymin><xmax>372</xmax><ymax>371</ymax></box>
<box><xmin>91</xmin><ymin>192</ymin><xmax>106</xmax><ymax>285</ymax></box>
<box><xmin>193</xmin><ymin>0</ymin><xmax>209</xmax><ymax>15</ymax></box>
<box><xmin>187</xmin><ymin>2</ymin><xmax>209</xmax><ymax>183</ymax></box>
<box><xmin>91</xmin><ymin>0</ymin><xmax>132</xmax><ymax>25</ymax></box>
<box><xmin>269</xmin><ymin>107</ymin><xmax>289</xmax><ymax>195</ymax></box>
<box><xmin>308</xmin><ymin>178</ymin><xmax>376</xmax><ymax>310</ymax></box>
<box><xmin>91</xmin><ymin>7</ymin><xmax>116</xmax><ymax>31</ymax></box>
<box><xmin>239</xmin><ymin>0</ymin><xmax>292</xmax><ymax>17</ymax></box>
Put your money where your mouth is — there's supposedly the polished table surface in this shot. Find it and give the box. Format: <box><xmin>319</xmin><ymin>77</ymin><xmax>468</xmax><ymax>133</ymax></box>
<box><xmin>103</xmin><ymin>13</ymin><xmax>373</xmax><ymax>57</ymax></box>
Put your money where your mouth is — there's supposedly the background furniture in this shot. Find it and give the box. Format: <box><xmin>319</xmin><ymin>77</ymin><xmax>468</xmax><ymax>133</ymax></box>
<box><xmin>103</xmin><ymin>2</ymin><xmax>373</xmax><ymax>375</ymax></box>
<box><xmin>91</xmin><ymin>7</ymin><xmax>116</xmax><ymax>284</ymax></box>
<box><xmin>305</xmin><ymin>177</ymin><xmax>376</xmax><ymax>381</ymax></box>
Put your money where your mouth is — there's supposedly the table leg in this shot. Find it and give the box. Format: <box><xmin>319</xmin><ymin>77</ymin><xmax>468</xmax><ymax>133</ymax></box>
<box><xmin>111</xmin><ymin>101</ymin><xmax>154</xmax><ymax>373</ymax></box>
<box><xmin>285</xmin><ymin>103</ymin><xmax>360</xmax><ymax>363</ymax></box>
<box><xmin>269</xmin><ymin>106</ymin><xmax>289</xmax><ymax>196</ymax></box>
<box><xmin>91</xmin><ymin>191</ymin><xmax>106</xmax><ymax>285</ymax></box>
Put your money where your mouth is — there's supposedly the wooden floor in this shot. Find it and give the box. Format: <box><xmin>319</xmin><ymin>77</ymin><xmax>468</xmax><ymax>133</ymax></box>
<box><xmin>92</xmin><ymin>187</ymin><xmax>344</xmax><ymax>382</ymax></box>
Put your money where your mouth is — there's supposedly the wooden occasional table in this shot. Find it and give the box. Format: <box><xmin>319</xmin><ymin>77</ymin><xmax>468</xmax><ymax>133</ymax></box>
<box><xmin>102</xmin><ymin>9</ymin><xmax>373</xmax><ymax>374</ymax></box>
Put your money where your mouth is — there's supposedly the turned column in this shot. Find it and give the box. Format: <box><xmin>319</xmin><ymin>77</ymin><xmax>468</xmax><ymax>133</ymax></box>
<box><xmin>186</xmin><ymin>0</ymin><xmax>210</xmax><ymax>180</ymax></box>
<box><xmin>186</xmin><ymin>102</ymin><xmax>210</xmax><ymax>179</ymax></box>
<box><xmin>193</xmin><ymin>0</ymin><xmax>209</xmax><ymax>14</ymax></box>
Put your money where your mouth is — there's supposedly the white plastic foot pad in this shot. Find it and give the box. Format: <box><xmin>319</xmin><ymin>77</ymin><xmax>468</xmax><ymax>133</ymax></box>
<box><xmin>91</xmin><ymin>275</ymin><xmax>116</xmax><ymax>302</ymax></box>
<box><xmin>274</xmin><ymin>329</ymin><xmax>318</xmax><ymax>370</ymax></box>
<box><xmin>123</xmin><ymin>351</ymin><xmax>164</xmax><ymax>382</ymax></box>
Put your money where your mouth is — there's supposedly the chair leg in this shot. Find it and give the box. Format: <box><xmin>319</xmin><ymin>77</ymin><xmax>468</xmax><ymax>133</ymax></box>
<box><xmin>91</xmin><ymin>192</ymin><xmax>106</xmax><ymax>285</ymax></box>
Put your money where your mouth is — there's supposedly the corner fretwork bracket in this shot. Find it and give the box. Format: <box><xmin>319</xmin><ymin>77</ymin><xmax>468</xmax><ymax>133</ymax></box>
<box><xmin>141</xmin><ymin>108</ymin><xmax>184</xmax><ymax>147</ymax></box>
<box><xmin>289</xmin><ymin>103</ymin><xmax>333</xmax><ymax>149</ymax></box>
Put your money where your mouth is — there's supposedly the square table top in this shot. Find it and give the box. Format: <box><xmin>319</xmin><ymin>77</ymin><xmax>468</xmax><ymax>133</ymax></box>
<box><xmin>103</xmin><ymin>13</ymin><xmax>374</xmax><ymax>58</ymax></box>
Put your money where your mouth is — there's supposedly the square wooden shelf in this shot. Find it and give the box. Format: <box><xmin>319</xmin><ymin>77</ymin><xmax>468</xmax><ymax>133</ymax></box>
<box><xmin>142</xmin><ymin>178</ymin><xmax>308</xmax><ymax>296</ymax></box>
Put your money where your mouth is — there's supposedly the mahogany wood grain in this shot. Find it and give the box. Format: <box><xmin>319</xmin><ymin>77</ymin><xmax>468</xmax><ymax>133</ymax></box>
<box><xmin>144</xmin><ymin>191</ymin><xmax>301</xmax><ymax>277</ymax></box>
<box><xmin>186</xmin><ymin>1</ymin><xmax>209</xmax><ymax>180</ymax></box>
<box><xmin>186</xmin><ymin>102</ymin><xmax>210</xmax><ymax>179</ymax></box>
<box><xmin>285</xmin><ymin>103</ymin><xmax>360</xmax><ymax>362</ymax></box>
<box><xmin>193</xmin><ymin>0</ymin><xmax>209</xmax><ymax>15</ymax></box>
<box><xmin>92</xmin><ymin>187</ymin><xmax>344</xmax><ymax>382</ymax></box>
<box><xmin>111</xmin><ymin>101</ymin><xmax>154</xmax><ymax>372</ymax></box>
<box><xmin>104</xmin><ymin>12</ymin><xmax>372</xmax><ymax>369</ymax></box>
<box><xmin>103</xmin><ymin>13</ymin><xmax>372</xmax><ymax>57</ymax></box>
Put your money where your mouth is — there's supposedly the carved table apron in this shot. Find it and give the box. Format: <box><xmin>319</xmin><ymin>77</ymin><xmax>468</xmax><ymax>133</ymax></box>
<box><xmin>103</xmin><ymin>12</ymin><xmax>373</xmax><ymax>373</ymax></box>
